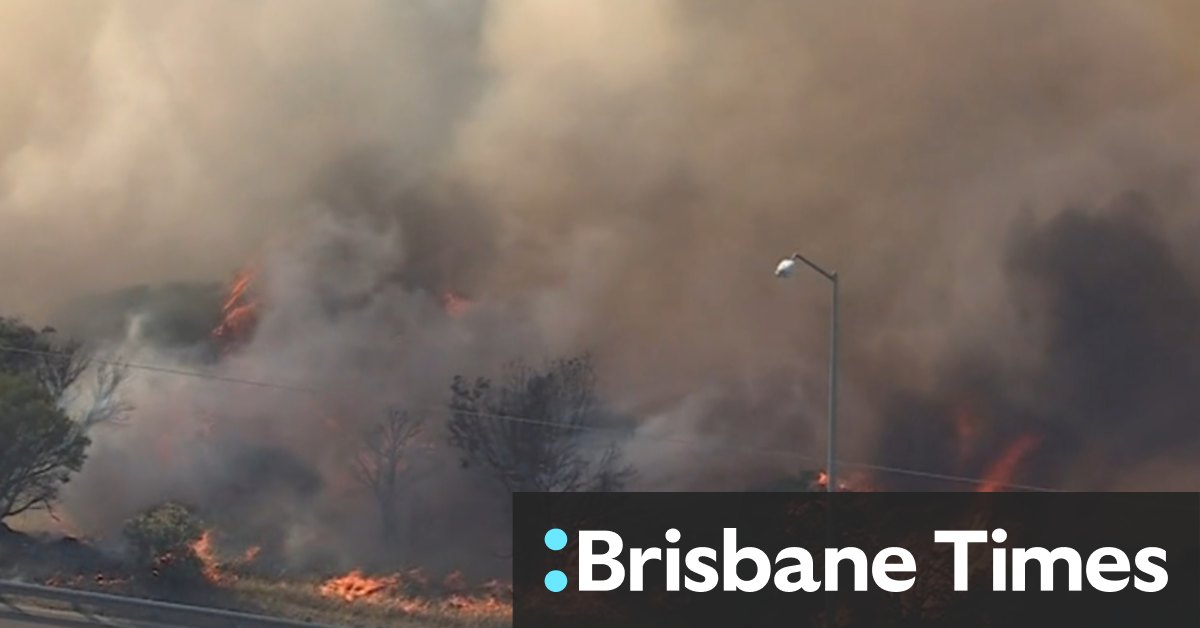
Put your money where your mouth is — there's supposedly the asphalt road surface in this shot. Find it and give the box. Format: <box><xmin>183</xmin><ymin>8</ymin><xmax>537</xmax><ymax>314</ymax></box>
<box><xmin>0</xmin><ymin>616</ymin><xmax>54</xmax><ymax>628</ymax></box>
<box><xmin>0</xmin><ymin>604</ymin><xmax>170</xmax><ymax>627</ymax></box>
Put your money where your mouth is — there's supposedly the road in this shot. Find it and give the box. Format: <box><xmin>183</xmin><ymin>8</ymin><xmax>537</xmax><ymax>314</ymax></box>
<box><xmin>0</xmin><ymin>616</ymin><xmax>58</xmax><ymax>628</ymax></box>
<box><xmin>0</xmin><ymin>604</ymin><xmax>168</xmax><ymax>627</ymax></box>
<box><xmin>0</xmin><ymin>580</ymin><xmax>339</xmax><ymax>628</ymax></box>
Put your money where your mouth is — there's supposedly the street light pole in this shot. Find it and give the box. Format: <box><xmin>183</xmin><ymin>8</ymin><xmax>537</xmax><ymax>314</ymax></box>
<box><xmin>828</xmin><ymin>269</ymin><xmax>838</xmax><ymax>494</ymax></box>
<box><xmin>775</xmin><ymin>253</ymin><xmax>839</xmax><ymax>493</ymax></box>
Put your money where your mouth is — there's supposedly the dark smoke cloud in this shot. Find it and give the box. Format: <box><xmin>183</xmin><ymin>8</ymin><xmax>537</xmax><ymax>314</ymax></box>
<box><xmin>0</xmin><ymin>0</ymin><xmax>1197</xmax><ymax>570</ymax></box>
<box><xmin>1012</xmin><ymin>196</ymin><xmax>1200</xmax><ymax>485</ymax></box>
<box><xmin>876</xmin><ymin>194</ymin><xmax>1200</xmax><ymax>490</ymax></box>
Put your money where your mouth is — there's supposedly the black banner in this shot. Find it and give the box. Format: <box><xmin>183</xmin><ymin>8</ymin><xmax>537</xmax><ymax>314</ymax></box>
<box><xmin>514</xmin><ymin>492</ymin><xmax>1199</xmax><ymax>627</ymax></box>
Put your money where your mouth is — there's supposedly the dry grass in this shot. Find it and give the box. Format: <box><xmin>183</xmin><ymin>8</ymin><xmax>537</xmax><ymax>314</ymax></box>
<box><xmin>0</xmin><ymin>574</ymin><xmax>511</xmax><ymax>628</ymax></box>
<box><xmin>2</xmin><ymin>525</ymin><xmax>511</xmax><ymax>627</ymax></box>
<box><xmin>222</xmin><ymin>576</ymin><xmax>511</xmax><ymax>628</ymax></box>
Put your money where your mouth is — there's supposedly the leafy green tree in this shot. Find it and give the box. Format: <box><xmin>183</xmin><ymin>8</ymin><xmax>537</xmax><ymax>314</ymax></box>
<box><xmin>0</xmin><ymin>375</ymin><xmax>90</xmax><ymax>520</ymax></box>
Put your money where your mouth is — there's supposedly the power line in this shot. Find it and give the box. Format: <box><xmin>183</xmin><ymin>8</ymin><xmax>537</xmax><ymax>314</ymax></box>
<box><xmin>0</xmin><ymin>344</ymin><xmax>1062</xmax><ymax>492</ymax></box>
<box><xmin>0</xmin><ymin>345</ymin><xmax>315</xmax><ymax>393</ymax></box>
<box><xmin>841</xmin><ymin>461</ymin><xmax>1061</xmax><ymax>493</ymax></box>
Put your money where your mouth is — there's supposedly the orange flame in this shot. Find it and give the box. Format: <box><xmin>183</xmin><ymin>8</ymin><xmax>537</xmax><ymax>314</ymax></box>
<box><xmin>212</xmin><ymin>266</ymin><xmax>260</xmax><ymax>349</ymax></box>
<box><xmin>442</xmin><ymin>594</ymin><xmax>512</xmax><ymax>618</ymax></box>
<box><xmin>319</xmin><ymin>570</ymin><xmax>400</xmax><ymax>603</ymax></box>
<box><xmin>976</xmin><ymin>434</ymin><xmax>1041</xmax><ymax>492</ymax></box>
<box><xmin>316</xmin><ymin>569</ymin><xmax>511</xmax><ymax>618</ymax></box>
<box><xmin>440</xmin><ymin>290</ymin><xmax>472</xmax><ymax>318</ymax></box>
<box><xmin>223</xmin><ymin>268</ymin><xmax>254</xmax><ymax>312</ymax></box>
<box><xmin>189</xmin><ymin>529</ymin><xmax>224</xmax><ymax>583</ymax></box>
<box><xmin>241</xmin><ymin>545</ymin><xmax>261</xmax><ymax>563</ymax></box>
<box><xmin>812</xmin><ymin>470</ymin><xmax>862</xmax><ymax>491</ymax></box>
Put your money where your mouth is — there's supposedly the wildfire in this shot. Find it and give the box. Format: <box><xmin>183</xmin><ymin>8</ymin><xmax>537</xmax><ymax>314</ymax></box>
<box><xmin>440</xmin><ymin>290</ymin><xmax>472</xmax><ymax>318</ymax></box>
<box><xmin>317</xmin><ymin>569</ymin><xmax>512</xmax><ymax>619</ymax></box>
<box><xmin>443</xmin><ymin>594</ymin><xmax>512</xmax><ymax>618</ymax></box>
<box><xmin>319</xmin><ymin>570</ymin><xmax>399</xmax><ymax>602</ymax></box>
<box><xmin>241</xmin><ymin>545</ymin><xmax>261</xmax><ymax>563</ymax></box>
<box><xmin>976</xmin><ymin>434</ymin><xmax>1042</xmax><ymax>492</ymax></box>
<box><xmin>812</xmin><ymin>470</ymin><xmax>860</xmax><ymax>491</ymax></box>
<box><xmin>442</xmin><ymin>570</ymin><xmax>467</xmax><ymax>591</ymax></box>
<box><xmin>189</xmin><ymin>529</ymin><xmax>224</xmax><ymax>583</ymax></box>
<box><xmin>212</xmin><ymin>265</ymin><xmax>260</xmax><ymax>349</ymax></box>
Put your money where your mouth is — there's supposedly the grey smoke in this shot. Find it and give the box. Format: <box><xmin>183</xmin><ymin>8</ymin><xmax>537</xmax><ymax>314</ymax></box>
<box><xmin>0</xmin><ymin>0</ymin><xmax>1198</xmax><ymax>571</ymax></box>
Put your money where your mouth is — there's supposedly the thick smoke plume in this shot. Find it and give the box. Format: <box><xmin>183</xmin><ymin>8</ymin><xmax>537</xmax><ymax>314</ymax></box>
<box><xmin>2</xmin><ymin>0</ymin><xmax>1199</xmax><ymax>571</ymax></box>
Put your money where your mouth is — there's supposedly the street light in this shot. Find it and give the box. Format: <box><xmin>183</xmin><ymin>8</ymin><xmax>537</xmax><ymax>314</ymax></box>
<box><xmin>775</xmin><ymin>253</ymin><xmax>839</xmax><ymax>493</ymax></box>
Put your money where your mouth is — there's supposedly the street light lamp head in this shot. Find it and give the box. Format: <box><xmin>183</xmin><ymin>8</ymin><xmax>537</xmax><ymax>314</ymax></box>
<box><xmin>773</xmin><ymin>249</ymin><xmax>839</xmax><ymax>493</ymax></box>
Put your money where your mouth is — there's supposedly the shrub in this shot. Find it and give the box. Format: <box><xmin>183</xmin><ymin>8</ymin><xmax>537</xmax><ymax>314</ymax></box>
<box><xmin>123</xmin><ymin>502</ymin><xmax>206</xmax><ymax>585</ymax></box>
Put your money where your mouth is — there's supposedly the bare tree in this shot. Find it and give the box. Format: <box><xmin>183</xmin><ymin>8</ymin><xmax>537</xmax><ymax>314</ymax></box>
<box><xmin>74</xmin><ymin>361</ymin><xmax>134</xmax><ymax>429</ymax></box>
<box><xmin>33</xmin><ymin>338</ymin><xmax>89</xmax><ymax>403</ymax></box>
<box><xmin>0</xmin><ymin>317</ymin><xmax>130</xmax><ymax>430</ymax></box>
<box><xmin>447</xmin><ymin>355</ymin><xmax>634</xmax><ymax>494</ymax></box>
<box><xmin>350</xmin><ymin>408</ymin><xmax>423</xmax><ymax>541</ymax></box>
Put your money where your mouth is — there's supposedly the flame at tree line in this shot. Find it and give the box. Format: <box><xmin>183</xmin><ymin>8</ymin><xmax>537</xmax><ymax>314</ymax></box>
<box><xmin>948</xmin><ymin>403</ymin><xmax>1044</xmax><ymax>492</ymax></box>
<box><xmin>211</xmin><ymin>266</ymin><xmax>473</xmax><ymax>349</ymax></box>
<box><xmin>211</xmin><ymin>265</ymin><xmax>260</xmax><ymax>350</ymax></box>
<box><xmin>976</xmin><ymin>434</ymin><xmax>1043</xmax><ymax>493</ymax></box>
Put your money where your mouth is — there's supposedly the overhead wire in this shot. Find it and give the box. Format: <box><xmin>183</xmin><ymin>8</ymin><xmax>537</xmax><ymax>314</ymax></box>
<box><xmin>0</xmin><ymin>344</ymin><xmax>1062</xmax><ymax>491</ymax></box>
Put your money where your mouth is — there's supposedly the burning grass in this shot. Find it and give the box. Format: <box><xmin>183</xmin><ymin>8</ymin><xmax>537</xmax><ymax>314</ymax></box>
<box><xmin>233</xmin><ymin>575</ymin><xmax>511</xmax><ymax>628</ymax></box>
<box><xmin>188</xmin><ymin>529</ymin><xmax>223</xmax><ymax>583</ymax></box>
<box><xmin>320</xmin><ymin>569</ymin><xmax>399</xmax><ymax>602</ymax></box>
<box><xmin>191</xmin><ymin>534</ymin><xmax>511</xmax><ymax>625</ymax></box>
<box><xmin>2</xmin><ymin>522</ymin><xmax>509</xmax><ymax>628</ymax></box>
<box><xmin>313</xmin><ymin>568</ymin><xmax>512</xmax><ymax>624</ymax></box>
<box><xmin>23</xmin><ymin>568</ymin><xmax>511</xmax><ymax>628</ymax></box>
